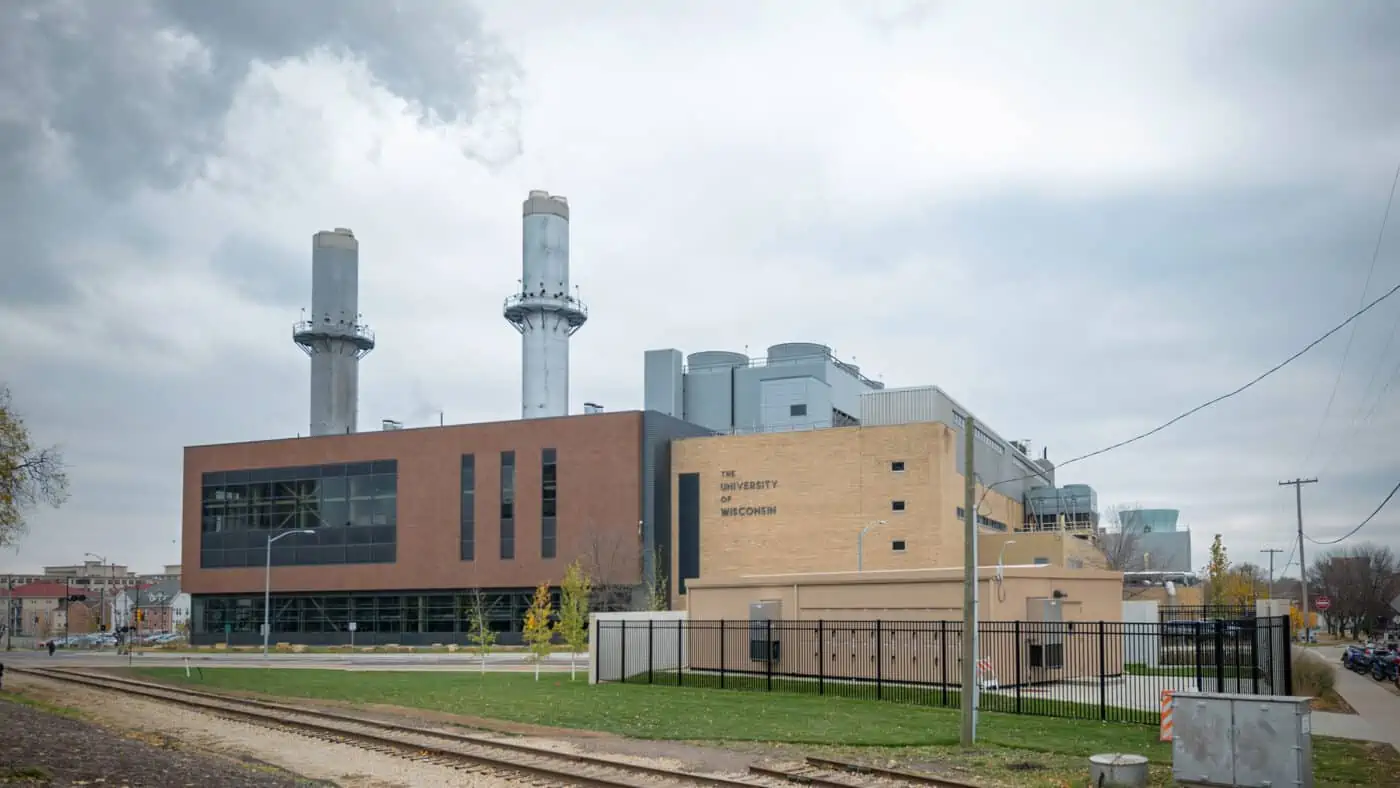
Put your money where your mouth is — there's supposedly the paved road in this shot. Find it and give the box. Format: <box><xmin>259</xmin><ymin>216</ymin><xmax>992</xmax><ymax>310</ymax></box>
<box><xmin>1309</xmin><ymin>646</ymin><xmax>1400</xmax><ymax>747</ymax></box>
<box><xmin>0</xmin><ymin>650</ymin><xmax>589</xmax><ymax>672</ymax></box>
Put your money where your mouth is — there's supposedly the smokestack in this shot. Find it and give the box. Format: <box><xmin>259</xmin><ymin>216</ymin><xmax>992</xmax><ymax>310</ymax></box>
<box><xmin>293</xmin><ymin>228</ymin><xmax>376</xmax><ymax>436</ymax></box>
<box><xmin>504</xmin><ymin>191</ymin><xmax>588</xmax><ymax>419</ymax></box>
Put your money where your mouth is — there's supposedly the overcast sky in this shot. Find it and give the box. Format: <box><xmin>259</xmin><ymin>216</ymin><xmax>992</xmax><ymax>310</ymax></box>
<box><xmin>3</xmin><ymin>0</ymin><xmax>1398</xmax><ymax>578</ymax></box>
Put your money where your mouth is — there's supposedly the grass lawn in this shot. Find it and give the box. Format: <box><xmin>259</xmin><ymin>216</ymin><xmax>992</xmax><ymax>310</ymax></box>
<box><xmin>127</xmin><ymin>668</ymin><xmax>1394</xmax><ymax>786</ymax></box>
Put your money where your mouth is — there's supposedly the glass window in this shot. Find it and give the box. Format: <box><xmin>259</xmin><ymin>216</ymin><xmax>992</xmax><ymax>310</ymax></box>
<box><xmin>892</xmin><ymin>500</ymin><xmax>906</xmax><ymax>511</ymax></box>
<box><xmin>789</xmin><ymin>403</ymin><xmax>807</xmax><ymax>417</ymax></box>
<box><xmin>461</xmin><ymin>454</ymin><xmax>475</xmax><ymax>562</ymax></box>
<box><xmin>500</xmin><ymin>451</ymin><xmax>515</xmax><ymax>520</ymax></box>
<box><xmin>501</xmin><ymin>519</ymin><xmax>515</xmax><ymax>560</ymax></box>
<box><xmin>542</xmin><ymin>518</ymin><xmax>557</xmax><ymax>559</ymax></box>
<box><xmin>202</xmin><ymin>460</ymin><xmax>397</xmax><ymax>568</ymax></box>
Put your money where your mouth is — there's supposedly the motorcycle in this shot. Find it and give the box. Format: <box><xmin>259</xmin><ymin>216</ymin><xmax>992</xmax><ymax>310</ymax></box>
<box><xmin>1347</xmin><ymin>644</ymin><xmax>1377</xmax><ymax>674</ymax></box>
<box><xmin>1372</xmin><ymin>651</ymin><xmax>1399</xmax><ymax>682</ymax></box>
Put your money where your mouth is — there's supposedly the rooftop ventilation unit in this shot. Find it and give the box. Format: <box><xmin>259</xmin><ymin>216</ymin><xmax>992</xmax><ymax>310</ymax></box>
<box><xmin>381</xmin><ymin>419</ymin><xmax>403</xmax><ymax>431</ymax></box>
<box><xmin>584</xmin><ymin>402</ymin><xmax>605</xmax><ymax>414</ymax></box>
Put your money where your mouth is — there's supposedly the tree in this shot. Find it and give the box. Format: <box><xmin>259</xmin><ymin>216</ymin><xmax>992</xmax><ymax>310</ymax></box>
<box><xmin>585</xmin><ymin>530</ymin><xmax>636</xmax><ymax>612</ymax></box>
<box><xmin>0</xmin><ymin>387</ymin><xmax>69</xmax><ymax>548</ymax></box>
<box><xmin>643</xmin><ymin>546</ymin><xmax>669</xmax><ymax>611</ymax></box>
<box><xmin>557</xmin><ymin>559</ymin><xmax>593</xmax><ymax>680</ymax></box>
<box><xmin>1308</xmin><ymin>543</ymin><xmax>1400</xmax><ymax>639</ymax></box>
<box><xmin>1204</xmin><ymin>535</ymin><xmax>1230</xmax><ymax>605</ymax></box>
<box><xmin>521</xmin><ymin>582</ymin><xmax>555</xmax><ymax>681</ymax></box>
<box><xmin>1094</xmin><ymin>503</ymin><xmax>1149</xmax><ymax>572</ymax></box>
<box><xmin>463</xmin><ymin>587</ymin><xmax>498</xmax><ymax>672</ymax></box>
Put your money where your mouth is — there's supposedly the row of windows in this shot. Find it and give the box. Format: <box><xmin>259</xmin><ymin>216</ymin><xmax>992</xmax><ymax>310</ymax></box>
<box><xmin>955</xmin><ymin>506</ymin><xmax>1009</xmax><ymax>532</ymax></box>
<box><xmin>460</xmin><ymin>449</ymin><xmax>559</xmax><ymax>562</ymax></box>
<box><xmin>948</xmin><ymin>412</ymin><xmax>1006</xmax><ymax>456</ymax></box>
<box><xmin>201</xmin><ymin>462</ymin><xmax>397</xmax><ymax>533</ymax></box>
<box><xmin>201</xmin><ymin>461</ymin><xmax>398</xmax><ymax>569</ymax></box>
<box><xmin>193</xmin><ymin>590</ymin><xmax>562</xmax><ymax>635</ymax></box>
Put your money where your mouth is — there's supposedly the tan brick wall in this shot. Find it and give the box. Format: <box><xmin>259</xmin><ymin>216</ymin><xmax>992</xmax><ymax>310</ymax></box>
<box><xmin>672</xmin><ymin>423</ymin><xmax>1026</xmax><ymax>606</ymax></box>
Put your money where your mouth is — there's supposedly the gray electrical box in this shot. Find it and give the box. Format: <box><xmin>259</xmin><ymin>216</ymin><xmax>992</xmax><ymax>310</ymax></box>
<box><xmin>1171</xmin><ymin>691</ymin><xmax>1313</xmax><ymax>788</ymax></box>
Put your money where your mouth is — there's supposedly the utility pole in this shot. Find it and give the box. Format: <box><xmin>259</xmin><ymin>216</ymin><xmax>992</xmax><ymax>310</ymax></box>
<box><xmin>1260</xmin><ymin>548</ymin><xmax>1284</xmax><ymax>600</ymax></box>
<box><xmin>4</xmin><ymin>578</ymin><xmax>12</xmax><ymax>652</ymax></box>
<box><xmin>1279</xmin><ymin>478</ymin><xmax>1318</xmax><ymax>641</ymax></box>
<box><xmin>960</xmin><ymin>416</ymin><xmax>978</xmax><ymax>747</ymax></box>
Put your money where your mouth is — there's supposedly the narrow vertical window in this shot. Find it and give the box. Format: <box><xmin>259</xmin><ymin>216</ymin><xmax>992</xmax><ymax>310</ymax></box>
<box><xmin>460</xmin><ymin>454</ymin><xmax>475</xmax><ymax>561</ymax></box>
<box><xmin>500</xmin><ymin>451</ymin><xmax>515</xmax><ymax>560</ymax></box>
<box><xmin>541</xmin><ymin>448</ymin><xmax>557</xmax><ymax>559</ymax></box>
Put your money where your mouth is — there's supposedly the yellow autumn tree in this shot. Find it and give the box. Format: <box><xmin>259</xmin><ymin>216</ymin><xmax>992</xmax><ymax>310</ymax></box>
<box><xmin>521</xmin><ymin>582</ymin><xmax>555</xmax><ymax>681</ymax></box>
<box><xmin>557</xmin><ymin>559</ymin><xmax>593</xmax><ymax>681</ymax></box>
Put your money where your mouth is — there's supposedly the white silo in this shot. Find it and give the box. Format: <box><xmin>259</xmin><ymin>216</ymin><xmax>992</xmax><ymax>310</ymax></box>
<box><xmin>293</xmin><ymin>228</ymin><xmax>376</xmax><ymax>436</ymax></box>
<box><xmin>503</xmin><ymin>191</ymin><xmax>588</xmax><ymax>420</ymax></box>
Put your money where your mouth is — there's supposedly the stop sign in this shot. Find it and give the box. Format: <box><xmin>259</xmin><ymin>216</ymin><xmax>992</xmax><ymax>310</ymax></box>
<box><xmin>1315</xmin><ymin>596</ymin><xmax>1332</xmax><ymax>611</ymax></box>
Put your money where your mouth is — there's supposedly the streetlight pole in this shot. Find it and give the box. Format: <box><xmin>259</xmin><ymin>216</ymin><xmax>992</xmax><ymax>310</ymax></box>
<box><xmin>84</xmin><ymin>553</ymin><xmax>108</xmax><ymax>636</ymax></box>
<box><xmin>1261</xmin><ymin>548</ymin><xmax>1284</xmax><ymax>600</ymax></box>
<box><xmin>856</xmin><ymin>520</ymin><xmax>889</xmax><ymax>571</ymax></box>
<box><xmin>265</xmin><ymin>530</ymin><xmax>315</xmax><ymax>657</ymax></box>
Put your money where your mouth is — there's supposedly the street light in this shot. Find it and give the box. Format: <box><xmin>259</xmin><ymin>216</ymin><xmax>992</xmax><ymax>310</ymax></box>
<box><xmin>264</xmin><ymin>530</ymin><xmax>315</xmax><ymax>657</ymax></box>
<box><xmin>857</xmin><ymin>520</ymin><xmax>889</xmax><ymax>571</ymax></box>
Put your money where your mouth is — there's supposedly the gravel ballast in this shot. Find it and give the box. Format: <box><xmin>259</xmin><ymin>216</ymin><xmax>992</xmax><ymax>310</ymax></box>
<box><xmin>0</xmin><ymin>695</ymin><xmax>321</xmax><ymax>787</ymax></box>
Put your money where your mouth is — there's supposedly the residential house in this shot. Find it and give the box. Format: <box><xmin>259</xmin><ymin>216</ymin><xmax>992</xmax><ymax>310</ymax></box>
<box><xmin>111</xmin><ymin>579</ymin><xmax>188</xmax><ymax>634</ymax></box>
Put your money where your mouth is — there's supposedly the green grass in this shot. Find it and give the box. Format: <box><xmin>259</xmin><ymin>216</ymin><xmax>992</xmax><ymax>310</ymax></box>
<box><xmin>125</xmin><ymin>668</ymin><xmax>1394</xmax><ymax>786</ymax></box>
<box><xmin>1124</xmin><ymin>663</ymin><xmax>1253</xmax><ymax>678</ymax></box>
<box><xmin>0</xmin><ymin>691</ymin><xmax>87</xmax><ymax>720</ymax></box>
<box><xmin>643</xmin><ymin>669</ymin><xmax>1146</xmax><ymax>723</ymax></box>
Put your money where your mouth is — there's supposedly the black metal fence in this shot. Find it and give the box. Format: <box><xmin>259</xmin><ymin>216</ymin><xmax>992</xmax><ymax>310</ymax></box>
<box><xmin>1158</xmin><ymin>605</ymin><xmax>1256</xmax><ymax>623</ymax></box>
<box><xmin>594</xmin><ymin>616</ymin><xmax>1293</xmax><ymax>725</ymax></box>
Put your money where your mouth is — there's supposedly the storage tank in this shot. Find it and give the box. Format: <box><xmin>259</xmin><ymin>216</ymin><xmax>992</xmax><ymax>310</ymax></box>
<box><xmin>766</xmin><ymin>342</ymin><xmax>831</xmax><ymax>363</ymax></box>
<box><xmin>686</xmin><ymin>350</ymin><xmax>749</xmax><ymax>369</ymax></box>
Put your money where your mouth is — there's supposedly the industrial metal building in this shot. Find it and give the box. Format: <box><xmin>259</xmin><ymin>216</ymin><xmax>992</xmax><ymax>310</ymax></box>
<box><xmin>644</xmin><ymin>343</ymin><xmax>880</xmax><ymax>434</ymax></box>
<box><xmin>184</xmin><ymin>410</ymin><xmax>709</xmax><ymax>645</ymax></box>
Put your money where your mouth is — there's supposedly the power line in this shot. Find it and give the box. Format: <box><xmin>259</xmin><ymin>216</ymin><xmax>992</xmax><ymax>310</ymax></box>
<box><xmin>973</xmin><ymin>260</ymin><xmax>1400</xmax><ymax>511</ymax></box>
<box><xmin>1301</xmin><ymin>163</ymin><xmax>1400</xmax><ymax>472</ymax></box>
<box><xmin>1305</xmin><ymin>477</ymin><xmax>1400</xmax><ymax>546</ymax></box>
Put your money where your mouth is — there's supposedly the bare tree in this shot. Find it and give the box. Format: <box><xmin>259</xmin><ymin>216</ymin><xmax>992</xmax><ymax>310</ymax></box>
<box><xmin>583</xmin><ymin>529</ymin><xmax>637</xmax><ymax>612</ymax></box>
<box><xmin>1092</xmin><ymin>503</ymin><xmax>1148</xmax><ymax>572</ymax></box>
<box><xmin>1309</xmin><ymin>543</ymin><xmax>1400</xmax><ymax>640</ymax></box>
<box><xmin>0</xmin><ymin>386</ymin><xmax>69</xmax><ymax>548</ymax></box>
<box><xmin>643</xmin><ymin>546</ymin><xmax>669</xmax><ymax>611</ymax></box>
<box><xmin>461</xmin><ymin>586</ymin><xmax>499</xmax><ymax>671</ymax></box>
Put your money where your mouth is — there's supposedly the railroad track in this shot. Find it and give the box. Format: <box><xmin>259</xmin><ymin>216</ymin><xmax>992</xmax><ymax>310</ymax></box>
<box><xmin>13</xmin><ymin>667</ymin><xmax>974</xmax><ymax>788</ymax></box>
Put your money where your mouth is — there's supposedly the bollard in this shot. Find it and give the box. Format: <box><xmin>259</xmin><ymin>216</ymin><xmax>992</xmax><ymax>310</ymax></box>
<box><xmin>1089</xmin><ymin>753</ymin><xmax>1149</xmax><ymax>788</ymax></box>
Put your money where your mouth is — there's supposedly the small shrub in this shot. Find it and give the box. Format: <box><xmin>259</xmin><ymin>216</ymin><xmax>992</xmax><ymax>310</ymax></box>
<box><xmin>1292</xmin><ymin>649</ymin><xmax>1336</xmax><ymax>697</ymax></box>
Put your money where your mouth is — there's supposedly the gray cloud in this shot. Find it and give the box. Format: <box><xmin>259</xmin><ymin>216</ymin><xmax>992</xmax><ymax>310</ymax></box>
<box><xmin>210</xmin><ymin>232</ymin><xmax>307</xmax><ymax>307</ymax></box>
<box><xmin>0</xmin><ymin>0</ymin><xmax>520</xmax><ymax>303</ymax></box>
<box><xmin>4</xmin><ymin>1</ymin><xmax>1400</xmax><ymax>579</ymax></box>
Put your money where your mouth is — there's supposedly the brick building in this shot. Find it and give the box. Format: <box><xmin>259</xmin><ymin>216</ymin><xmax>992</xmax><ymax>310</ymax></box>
<box><xmin>184</xmin><ymin>410</ymin><xmax>707</xmax><ymax>645</ymax></box>
<box><xmin>669</xmin><ymin>422</ymin><xmax>1108</xmax><ymax>608</ymax></box>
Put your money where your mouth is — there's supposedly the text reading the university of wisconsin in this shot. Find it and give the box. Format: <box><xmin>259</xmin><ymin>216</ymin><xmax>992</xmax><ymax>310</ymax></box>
<box><xmin>718</xmin><ymin>469</ymin><xmax>779</xmax><ymax>517</ymax></box>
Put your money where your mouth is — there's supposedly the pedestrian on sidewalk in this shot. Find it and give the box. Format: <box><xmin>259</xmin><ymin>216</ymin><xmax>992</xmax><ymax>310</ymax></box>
<box><xmin>0</xmin><ymin>661</ymin><xmax>6</xmax><ymax>689</ymax></box>
<box><xmin>46</xmin><ymin>640</ymin><xmax>55</xmax><ymax>657</ymax></box>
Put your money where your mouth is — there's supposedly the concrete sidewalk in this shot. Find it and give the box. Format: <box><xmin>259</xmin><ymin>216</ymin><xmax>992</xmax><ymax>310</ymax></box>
<box><xmin>1310</xmin><ymin>648</ymin><xmax>1400</xmax><ymax>748</ymax></box>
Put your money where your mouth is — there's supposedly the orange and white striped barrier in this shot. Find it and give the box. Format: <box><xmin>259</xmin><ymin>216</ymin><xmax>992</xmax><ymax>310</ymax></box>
<box><xmin>975</xmin><ymin>658</ymin><xmax>999</xmax><ymax>690</ymax></box>
<box><xmin>1159</xmin><ymin>690</ymin><xmax>1175</xmax><ymax>741</ymax></box>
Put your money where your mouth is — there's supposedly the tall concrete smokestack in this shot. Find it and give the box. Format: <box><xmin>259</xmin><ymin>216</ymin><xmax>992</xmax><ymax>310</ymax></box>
<box><xmin>504</xmin><ymin>191</ymin><xmax>588</xmax><ymax>419</ymax></box>
<box><xmin>293</xmin><ymin>228</ymin><xmax>376</xmax><ymax>436</ymax></box>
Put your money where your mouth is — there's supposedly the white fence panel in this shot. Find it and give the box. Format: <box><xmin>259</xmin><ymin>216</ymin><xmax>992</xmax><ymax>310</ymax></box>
<box><xmin>1122</xmin><ymin>600</ymin><xmax>1161</xmax><ymax>668</ymax></box>
<box><xmin>589</xmin><ymin>611</ymin><xmax>688</xmax><ymax>685</ymax></box>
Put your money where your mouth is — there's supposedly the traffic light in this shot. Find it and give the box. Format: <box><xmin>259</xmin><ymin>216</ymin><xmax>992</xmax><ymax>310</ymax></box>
<box><xmin>66</xmin><ymin>594</ymin><xmax>87</xmax><ymax>602</ymax></box>
<box><xmin>135</xmin><ymin>610</ymin><xmax>145</xmax><ymax>623</ymax></box>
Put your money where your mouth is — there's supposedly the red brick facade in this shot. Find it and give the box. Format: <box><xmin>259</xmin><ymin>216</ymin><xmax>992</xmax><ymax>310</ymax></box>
<box><xmin>182</xmin><ymin>412</ymin><xmax>644</xmax><ymax>596</ymax></box>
